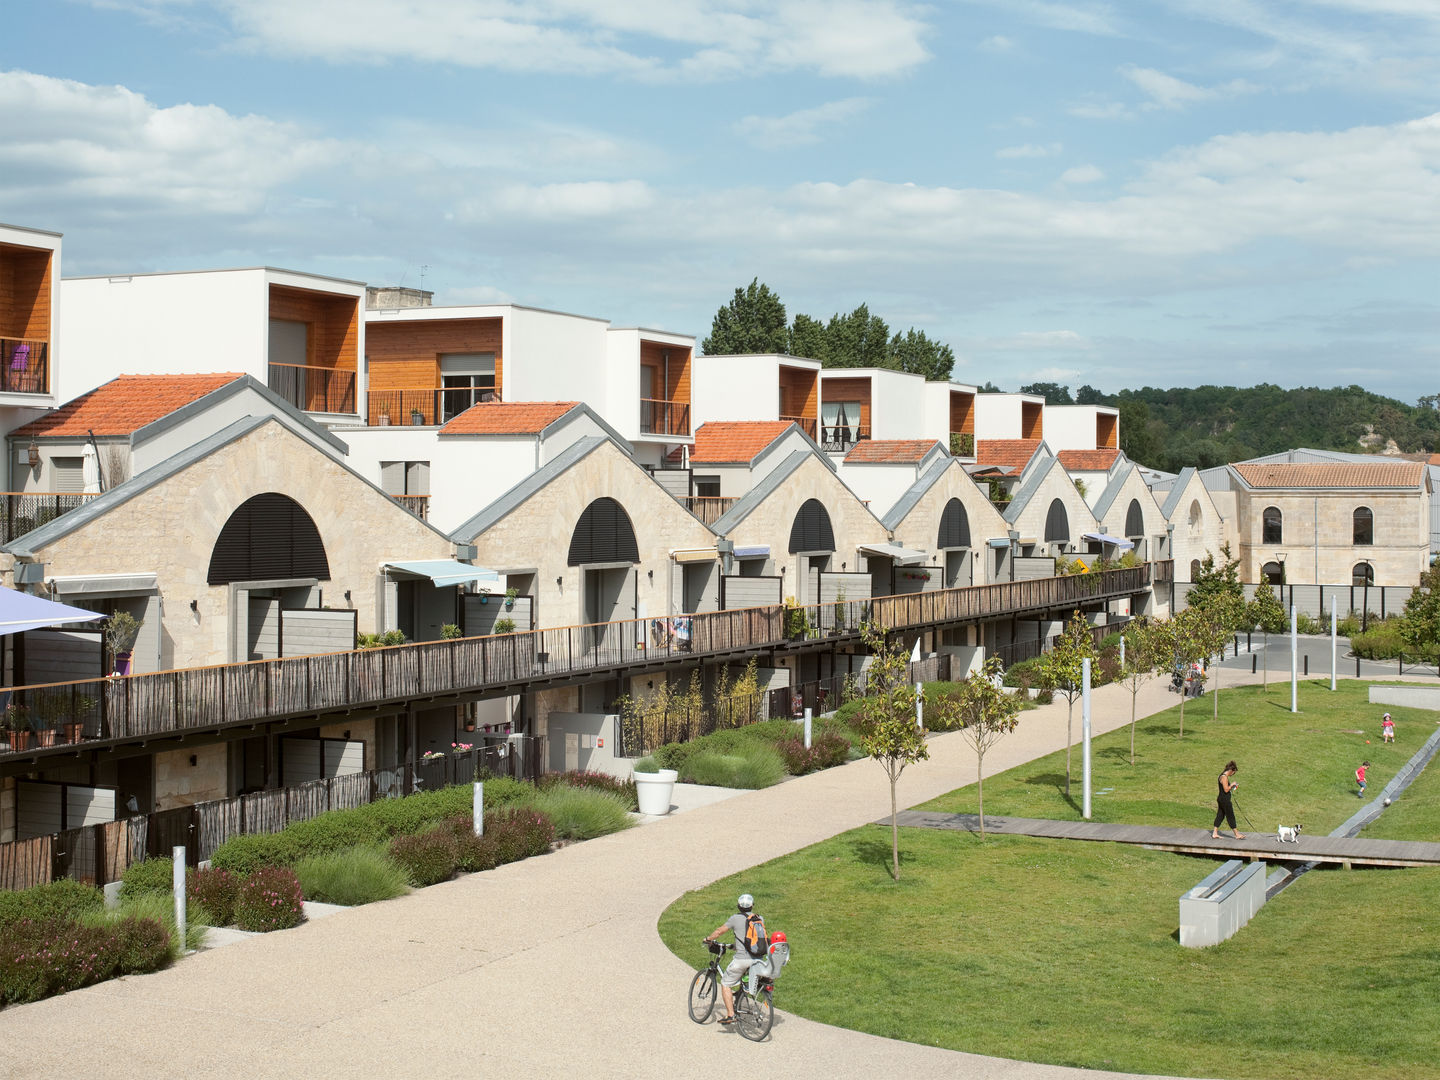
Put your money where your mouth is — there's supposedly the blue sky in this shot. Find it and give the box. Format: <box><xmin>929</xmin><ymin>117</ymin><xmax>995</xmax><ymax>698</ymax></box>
<box><xmin>3</xmin><ymin>1</ymin><xmax>1438</xmax><ymax>399</ymax></box>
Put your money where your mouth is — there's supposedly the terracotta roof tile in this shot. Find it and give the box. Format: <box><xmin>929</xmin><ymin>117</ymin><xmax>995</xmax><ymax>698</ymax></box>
<box><xmin>844</xmin><ymin>439</ymin><xmax>943</xmax><ymax>464</ymax></box>
<box><xmin>690</xmin><ymin>421</ymin><xmax>794</xmax><ymax>464</ymax></box>
<box><xmin>13</xmin><ymin>373</ymin><xmax>246</xmax><ymax>439</ymax></box>
<box><xmin>1057</xmin><ymin>448</ymin><xmax>1120</xmax><ymax>471</ymax></box>
<box><xmin>440</xmin><ymin>401</ymin><xmax>579</xmax><ymax>435</ymax></box>
<box><xmin>974</xmin><ymin>439</ymin><xmax>1043</xmax><ymax>476</ymax></box>
<box><xmin>1233</xmin><ymin>462</ymin><xmax>1426</xmax><ymax>489</ymax></box>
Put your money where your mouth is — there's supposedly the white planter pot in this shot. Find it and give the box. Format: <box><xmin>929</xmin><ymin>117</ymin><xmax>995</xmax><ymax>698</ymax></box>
<box><xmin>633</xmin><ymin>768</ymin><xmax>678</xmax><ymax>815</ymax></box>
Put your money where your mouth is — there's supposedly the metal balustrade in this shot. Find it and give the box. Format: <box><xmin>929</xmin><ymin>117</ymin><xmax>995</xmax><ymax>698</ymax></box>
<box><xmin>267</xmin><ymin>363</ymin><xmax>357</xmax><ymax>415</ymax></box>
<box><xmin>0</xmin><ymin>339</ymin><xmax>48</xmax><ymax>394</ymax></box>
<box><xmin>639</xmin><ymin>398</ymin><xmax>691</xmax><ymax>437</ymax></box>
<box><xmin>0</xmin><ymin>562</ymin><xmax>1164</xmax><ymax>760</ymax></box>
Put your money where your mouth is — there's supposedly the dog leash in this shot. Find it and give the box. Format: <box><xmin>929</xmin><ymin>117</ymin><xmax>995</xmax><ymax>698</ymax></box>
<box><xmin>1230</xmin><ymin>797</ymin><xmax>1258</xmax><ymax>833</ymax></box>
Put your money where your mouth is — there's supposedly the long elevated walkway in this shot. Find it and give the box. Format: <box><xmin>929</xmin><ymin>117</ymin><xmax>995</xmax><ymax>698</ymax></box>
<box><xmin>890</xmin><ymin>810</ymin><xmax>1440</xmax><ymax>868</ymax></box>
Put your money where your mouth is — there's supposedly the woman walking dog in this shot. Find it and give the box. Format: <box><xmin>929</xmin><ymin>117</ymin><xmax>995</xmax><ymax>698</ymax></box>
<box><xmin>1212</xmin><ymin>760</ymin><xmax>1244</xmax><ymax>840</ymax></box>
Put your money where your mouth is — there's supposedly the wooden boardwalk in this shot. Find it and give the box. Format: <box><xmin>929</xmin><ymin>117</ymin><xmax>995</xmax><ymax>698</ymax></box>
<box><xmin>891</xmin><ymin>810</ymin><xmax>1440</xmax><ymax>868</ymax></box>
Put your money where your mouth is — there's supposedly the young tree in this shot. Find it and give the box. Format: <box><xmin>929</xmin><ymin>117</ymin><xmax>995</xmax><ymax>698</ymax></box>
<box><xmin>1247</xmin><ymin>583</ymin><xmax>1286</xmax><ymax>691</ymax></box>
<box><xmin>1170</xmin><ymin>607</ymin><xmax>1208</xmax><ymax>738</ymax></box>
<box><xmin>1119</xmin><ymin>618</ymin><xmax>1170</xmax><ymax>765</ymax></box>
<box><xmin>1188</xmin><ymin>544</ymin><xmax>1247</xmax><ymax>721</ymax></box>
<box><xmin>1040</xmin><ymin>610</ymin><xmax>1095</xmax><ymax>799</ymax></box>
<box><xmin>1400</xmin><ymin>560</ymin><xmax>1440</xmax><ymax>659</ymax></box>
<box><xmin>856</xmin><ymin>625</ymin><xmax>928</xmax><ymax>881</ymax></box>
<box><xmin>932</xmin><ymin>656</ymin><xmax>1021</xmax><ymax>837</ymax></box>
<box><xmin>702</xmin><ymin>278</ymin><xmax>788</xmax><ymax>356</ymax></box>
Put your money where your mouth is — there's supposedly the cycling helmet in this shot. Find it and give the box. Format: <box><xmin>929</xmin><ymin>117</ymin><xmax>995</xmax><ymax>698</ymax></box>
<box><xmin>769</xmin><ymin>931</ymin><xmax>786</xmax><ymax>944</ymax></box>
<box><xmin>737</xmin><ymin>893</ymin><xmax>754</xmax><ymax>912</ymax></box>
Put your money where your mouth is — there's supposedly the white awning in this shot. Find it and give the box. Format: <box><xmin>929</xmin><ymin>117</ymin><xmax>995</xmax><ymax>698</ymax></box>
<box><xmin>859</xmin><ymin>543</ymin><xmax>928</xmax><ymax>566</ymax></box>
<box><xmin>732</xmin><ymin>545</ymin><xmax>770</xmax><ymax>559</ymax></box>
<box><xmin>0</xmin><ymin>585</ymin><xmax>106</xmax><ymax>637</ymax></box>
<box><xmin>987</xmin><ymin>537</ymin><xmax>1013</xmax><ymax>549</ymax></box>
<box><xmin>1082</xmin><ymin>532</ymin><xmax>1135</xmax><ymax>550</ymax></box>
<box><xmin>48</xmin><ymin>573</ymin><xmax>158</xmax><ymax>597</ymax></box>
<box><xmin>671</xmin><ymin>548</ymin><xmax>718</xmax><ymax>564</ymax></box>
<box><xmin>383</xmin><ymin>560</ymin><xmax>501</xmax><ymax>588</ymax></box>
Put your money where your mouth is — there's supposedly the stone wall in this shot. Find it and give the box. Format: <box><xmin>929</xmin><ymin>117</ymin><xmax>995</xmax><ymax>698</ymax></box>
<box><xmin>886</xmin><ymin>461</ymin><xmax>1009</xmax><ymax>583</ymax></box>
<box><xmin>154</xmin><ymin>743</ymin><xmax>227</xmax><ymax>810</ymax></box>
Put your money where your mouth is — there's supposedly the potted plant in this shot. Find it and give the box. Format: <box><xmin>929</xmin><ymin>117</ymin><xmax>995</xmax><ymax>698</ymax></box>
<box><xmin>504</xmin><ymin>586</ymin><xmax>518</xmax><ymax>611</ymax></box>
<box><xmin>63</xmin><ymin>695</ymin><xmax>95</xmax><ymax>744</ymax></box>
<box><xmin>440</xmin><ymin>623</ymin><xmax>462</xmax><ymax>640</ymax></box>
<box><xmin>632</xmin><ymin>756</ymin><xmax>678</xmax><ymax>816</ymax></box>
<box><xmin>410</xmin><ymin>408</ymin><xmax>425</xmax><ymax>426</ymax></box>
<box><xmin>34</xmin><ymin>697</ymin><xmax>66</xmax><ymax>747</ymax></box>
<box><xmin>493</xmin><ymin>617</ymin><xmax>517</xmax><ymax>635</ymax></box>
<box><xmin>832</xmin><ymin>586</ymin><xmax>847</xmax><ymax>634</ymax></box>
<box><xmin>3</xmin><ymin>704</ymin><xmax>30</xmax><ymax>751</ymax></box>
<box><xmin>782</xmin><ymin>597</ymin><xmax>810</xmax><ymax>641</ymax></box>
<box><xmin>106</xmin><ymin>611</ymin><xmax>143</xmax><ymax>676</ymax></box>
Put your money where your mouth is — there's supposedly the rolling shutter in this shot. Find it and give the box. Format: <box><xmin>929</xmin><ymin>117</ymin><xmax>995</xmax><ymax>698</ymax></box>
<box><xmin>208</xmin><ymin>493</ymin><xmax>331</xmax><ymax>585</ymax></box>
<box><xmin>1125</xmin><ymin>498</ymin><xmax>1144</xmax><ymax>538</ymax></box>
<box><xmin>1044</xmin><ymin>498</ymin><xmax>1070</xmax><ymax>543</ymax></box>
<box><xmin>788</xmin><ymin>499</ymin><xmax>835</xmax><ymax>553</ymax></box>
<box><xmin>938</xmin><ymin>498</ymin><xmax>971</xmax><ymax>549</ymax></box>
<box><xmin>567</xmin><ymin>497</ymin><xmax>640</xmax><ymax>565</ymax></box>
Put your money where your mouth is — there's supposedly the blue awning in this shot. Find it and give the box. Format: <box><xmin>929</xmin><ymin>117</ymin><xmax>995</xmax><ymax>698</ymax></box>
<box><xmin>0</xmin><ymin>585</ymin><xmax>106</xmax><ymax>637</ymax></box>
<box><xmin>1082</xmin><ymin>532</ymin><xmax>1135</xmax><ymax>550</ymax></box>
<box><xmin>987</xmin><ymin>538</ymin><xmax>1013</xmax><ymax>549</ymax></box>
<box><xmin>733</xmin><ymin>545</ymin><xmax>770</xmax><ymax>559</ymax></box>
<box><xmin>383</xmin><ymin>560</ymin><xmax>501</xmax><ymax>588</ymax></box>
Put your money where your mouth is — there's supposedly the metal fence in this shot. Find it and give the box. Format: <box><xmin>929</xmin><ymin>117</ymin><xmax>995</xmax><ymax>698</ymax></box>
<box><xmin>0</xmin><ymin>738</ymin><xmax>541</xmax><ymax>892</ymax></box>
<box><xmin>0</xmin><ymin>491</ymin><xmax>99</xmax><ymax>544</ymax></box>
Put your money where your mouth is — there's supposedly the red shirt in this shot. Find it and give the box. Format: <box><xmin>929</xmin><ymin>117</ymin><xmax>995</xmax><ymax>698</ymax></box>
<box><xmin>1356</xmin><ymin>765</ymin><xmax>1367</xmax><ymax>782</ymax></box>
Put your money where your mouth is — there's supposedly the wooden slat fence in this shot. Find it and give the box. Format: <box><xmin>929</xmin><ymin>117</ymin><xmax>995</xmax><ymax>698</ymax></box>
<box><xmin>0</xmin><ymin>738</ymin><xmax>542</xmax><ymax>892</ymax></box>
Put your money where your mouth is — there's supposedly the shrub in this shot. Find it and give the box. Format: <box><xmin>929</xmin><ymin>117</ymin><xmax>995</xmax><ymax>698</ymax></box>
<box><xmin>389</xmin><ymin>828</ymin><xmax>460</xmax><ymax>888</ymax></box>
<box><xmin>0</xmin><ymin>878</ymin><xmax>104</xmax><ymax>931</ymax></box>
<box><xmin>681</xmin><ymin>744</ymin><xmax>786</xmax><ymax>789</ymax></box>
<box><xmin>632</xmin><ymin>756</ymin><xmax>660</xmax><ymax>773</ymax></box>
<box><xmin>121</xmin><ymin>855</ymin><xmax>179</xmax><ymax>898</ymax></box>
<box><xmin>811</xmin><ymin>731</ymin><xmax>851</xmax><ymax>769</ymax></box>
<box><xmin>105</xmin><ymin>890</ymin><xmax>207</xmax><ymax>953</ymax></box>
<box><xmin>486</xmin><ymin>807</ymin><xmax>555</xmax><ymax>863</ymax></box>
<box><xmin>187</xmin><ymin>867</ymin><xmax>240</xmax><ymax>927</ymax></box>
<box><xmin>525</xmin><ymin>785</ymin><xmax>634</xmax><ymax>840</ymax></box>
<box><xmin>539</xmin><ymin>769</ymin><xmax>638</xmax><ymax>811</ymax></box>
<box><xmin>1001</xmin><ymin>657</ymin><xmax>1047</xmax><ymax>690</ymax></box>
<box><xmin>0</xmin><ymin>916</ymin><xmax>172</xmax><ymax>1006</ymax></box>
<box><xmin>294</xmin><ymin>846</ymin><xmax>409</xmax><ymax>906</ymax></box>
<box><xmin>234</xmin><ymin>867</ymin><xmax>306</xmax><ymax>932</ymax></box>
<box><xmin>775</xmin><ymin>736</ymin><xmax>816</xmax><ymax>775</ymax></box>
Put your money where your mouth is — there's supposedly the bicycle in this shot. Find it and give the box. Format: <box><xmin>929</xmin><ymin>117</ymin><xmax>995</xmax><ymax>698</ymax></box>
<box><xmin>688</xmin><ymin>940</ymin><xmax>775</xmax><ymax>1041</ymax></box>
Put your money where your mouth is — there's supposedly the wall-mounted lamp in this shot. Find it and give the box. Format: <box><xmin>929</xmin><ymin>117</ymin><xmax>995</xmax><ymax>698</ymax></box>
<box><xmin>647</xmin><ymin>569</ymin><xmax>653</xmax><ymax>581</ymax></box>
<box><xmin>841</xmin><ymin>561</ymin><xmax>846</xmax><ymax>571</ymax></box>
<box><xmin>342</xmin><ymin>730</ymin><xmax>351</xmax><ymax>741</ymax></box>
<box><xmin>188</xmin><ymin>754</ymin><xmax>198</xmax><ymax>767</ymax></box>
<box><xmin>556</xmin><ymin>576</ymin><xmax>563</xmax><ymax>588</ymax></box>
<box><xmin>189</xmin><ymin>599</ymin><xmax>198</xmax><ymax>613</ymax></box>
<box><xmin>344</xmin><ymin>589</ymin><xmax>352</xmax><ymax>605</ymax></box>
<box><xmin>27</xmin><ymin>442</ymin><xmax>39</xmax><ymax>468</ymax></box>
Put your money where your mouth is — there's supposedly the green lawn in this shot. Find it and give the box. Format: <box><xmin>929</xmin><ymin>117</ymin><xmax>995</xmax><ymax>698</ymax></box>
<box><xmin>659</xmin><ymin>680</ymin><xmax>1440</xmax><ymax>1078</ymax></box>
<box><xmin>921</xmin><ymin>680</ymin><xmax>1431</xmax><ymax>836</ymax></box>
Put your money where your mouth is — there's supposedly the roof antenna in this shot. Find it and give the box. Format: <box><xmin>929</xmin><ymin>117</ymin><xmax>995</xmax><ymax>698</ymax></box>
<box><xmin>420</xmin><ymin>265</ymin><xmax>429</xmax><ymax>292</ymax></box>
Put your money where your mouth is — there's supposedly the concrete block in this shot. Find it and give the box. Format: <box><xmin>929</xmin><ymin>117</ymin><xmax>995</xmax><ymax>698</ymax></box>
<box><xmin>1179</xmin><ymin>859</ymin><xmax>1266</xmax><ymax>948</ymax></box>
<box><xmin>1369</xmin><ymin>686</ymin><xmax>1440</xmax><ymax>713</ymax></box>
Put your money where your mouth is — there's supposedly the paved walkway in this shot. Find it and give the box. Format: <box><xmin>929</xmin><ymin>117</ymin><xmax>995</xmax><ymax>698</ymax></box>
<box><xmin>0</xmin><ymin>669</ymin><xmax>1425</xmax><ymax>1080</ymax></box>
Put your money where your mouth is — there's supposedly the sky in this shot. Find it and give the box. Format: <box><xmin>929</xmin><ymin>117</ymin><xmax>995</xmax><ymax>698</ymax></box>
<box><xmin>3</xmin><ymin>0</ymin><xmax>1438</xmax><ymax>400</ymax></box>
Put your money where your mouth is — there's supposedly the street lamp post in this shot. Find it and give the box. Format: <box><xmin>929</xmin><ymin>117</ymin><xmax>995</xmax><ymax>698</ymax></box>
<box><xmin>1360</xmin><ymin>558</ymin><xmax>1373</xmax><ymax>633</ymax></box>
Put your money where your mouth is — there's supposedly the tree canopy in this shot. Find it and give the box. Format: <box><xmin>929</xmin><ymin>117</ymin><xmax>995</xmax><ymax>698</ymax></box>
<box><xmin>702</xmin><ymin>278</ymin><xmax>789</xmax><ymax>356</ymax></box>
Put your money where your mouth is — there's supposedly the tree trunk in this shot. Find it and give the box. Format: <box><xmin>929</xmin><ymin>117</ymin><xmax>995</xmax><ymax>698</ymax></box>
<box><xmin>1130</xmin><ymin>690</ymin><xmax>1137</xmax><ymax>765</ymax></box>
<box><xmin>977</xmin><ymin>754</ymin><xmax>986</xmax><ymax>838</ymax></box>
<box><xmin>1065</xmin><ymin>698</ymin><xmax>1073</xmax><ymax>797</ymax></box>
<box><xmin>889</xmin><ymin>772</ymin><xmax>901</xmax><ymax>881</ymax></box>
<box><xmin>1212</xmin><ymin>658</ymin><xmax>1220</xmax><ymax>721</ymax></box>
<box><xmin>1179</xmin><ymin>692</ymin><xmax>1185</xmax><ymax>738</ymax></box>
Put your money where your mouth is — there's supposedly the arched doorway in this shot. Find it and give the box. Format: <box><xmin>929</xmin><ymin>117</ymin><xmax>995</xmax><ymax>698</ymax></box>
<box><xmin>938</xmin><ymin>498</ymin><xmax>972</xmax><ymax>587</ymax></box>
<box><xmin>569</xmin><ymin>498</ymin><xmax>640</xmax><ymax>645</ymax></box>
<box><xmin>789</xmin><ymin>499</ymin><xmax>835</xmax><ymax>605</ymax></box>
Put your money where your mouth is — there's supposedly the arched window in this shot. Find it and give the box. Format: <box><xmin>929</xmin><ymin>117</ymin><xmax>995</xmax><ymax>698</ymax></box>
<box><xmin>1125</xmin><ymin>498</ymin><xmax>1144</xmax><ymax>538</ymax></box>
<box><xmin>1262</xmin><ymin>506</ymin><xmax>1283</xmax><ymax>545</ymax></box>
<box><xmin>1353</xmin><ymin>507</ymin><xmax>1373</xmax><ymax>546</ymax></box>
<box><xmin>1188</xmin><ymin>499</ymin><xmax>1202</xmax><ymax>534</ymax></box>
<box><xmin>207</xmin><ymin>493</ymin><xmax>330</xmax><ymax>585</ymax></box>
<box><xmin>1044</xmin><ymin>498</ymin><xmax>1069</xmax><ymax>545</ymax></box>
<box><xmin>938</xmin><ymin>498</ymin><xmax>971</xmax><ymax>549</ymax></box>
<box><xmin>1261</xmin><ymin>561</ymin><xmax>1284</xmax><ymax>585</ymax></box>
<box><xmin>1190</xmin><ymin>559</ymin><xmax>1202</xmax><ymax>581</ymax></box>
<box><xmin>567</xmin><ymin>497</ymin><xmax>639</xmax><ymax>565</ymax></box>
<box><xmin>788</xmin><ymin>498</ymin><xmax>835</xmax><ymax>553</ymax></box>
<box><xmin>1352</xmin><ymin>562</ymin><xmax>1374</xmax><ymax>586</ymax></box>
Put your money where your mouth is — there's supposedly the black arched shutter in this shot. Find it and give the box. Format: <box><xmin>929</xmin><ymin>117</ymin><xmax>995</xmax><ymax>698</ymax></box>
<box><xmin>938</xmin><ymin>498</ymin><xmax>971</xmax><ymax>549</ymax></box>
<box><xmin>207</xmin><ymin>493</ymin><xmax>330</xmax><ymax>585</ymax></box>
<box><xmin>788</xmin><ymin>499</ymin><xmax>835</xmax><ymax>553</ymax></box>
<box><xmin>1125</xmin><ymin>498</ymin><xmax>1144</xmax><ymax>538</ymax></box>
<box><xmin>1044</xmin><ymin>498</ymin><xmax>1069</xmax><ymax>543</ymax></box>
<box><xmin>567</xmin><ymin>497</ymin><xmax>640</xmax><ymax>565</ymax></box>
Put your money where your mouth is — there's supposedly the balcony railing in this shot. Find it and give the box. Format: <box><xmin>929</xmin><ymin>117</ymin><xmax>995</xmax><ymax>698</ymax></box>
<box><xmin>780</xmin><ymin>415</ymin><xmax>817</xmax><ymax>440</ymax></box>
<box><xmin>392</xmin><ymin>494</ymin><xmax>429</xmax><ymax>520</ymax></box>
<box><xmin>367</xmin><ymin>387</ymin><xmax>501</xmax><ymax>427</ymax></box>
<box><xmin>640</xmin><ymin>398</ymin><xmax>691</xmax><ymax>437</ymax></box>
<box><xmin>0</xmin><ymin>562</ymin><xmax>1165</xmax><ymax>762</ymax></box>
<box><xmin>268</xmin><ymin>363</ymin><xmax>357</xmax><ymax>415</ymax></box>
<box><xmin>819</xmin><ymin>423</ymin><xmax>870</xmax><ymax>453</ymax></box>
<box><xmin>0</xmin><ymin>339</ymin><xmax>49</xmax><ymax>395</ymax></box>
<box><xmin>679</xmin><ymin>496</ymin><xmax>736</xmax><ymax>526</ymax></box>
<box><xmin>0</xmin><ymin>492</ymin><xmax>100</xmax><ymax>544</ymax></box>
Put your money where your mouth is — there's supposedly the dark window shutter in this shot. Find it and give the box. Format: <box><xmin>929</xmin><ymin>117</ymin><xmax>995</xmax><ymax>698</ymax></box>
<box><xmin>788</xmin><ymin>499</ymin><xmax>835</xmax><ymax>553</ymax></box>
<box><xmin>1125</xmin><ymin>499</ymin><xmax>1144</xmax><ymax>538</ymax></box>
<box><xmin>567</xmin><ymin>497</ymin><xmax>640</xmax><ymax>566</ymax></box>
<box><xmin>207</xmin><ymin>493</ymin><xmax>331</xmax><ymax>585</ymax></box>
<box><xmin>1044</xmin><ymin>498</ymin><xmax>1069</xmax><ymax>543</ymax></box>
<box><xmin>938</xmin><ymin>498</ymin><xmax>971</xmax><ymax>549</ymax></box>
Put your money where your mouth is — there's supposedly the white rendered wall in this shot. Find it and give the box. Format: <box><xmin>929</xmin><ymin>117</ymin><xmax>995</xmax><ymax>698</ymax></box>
<box><xmin>133</xmin><ymin>385</ymin><xmax>347</xmax><ymax>472</ymax></box>
<box><xmin>59</xmin><ymin>270</ymin><xmax>267</xmax><ymax>403</ymax></box>
<box><xmin>692</xmin><ymin>355</ymin><xmax>782</xmax><ymax>427</ymax></box>
<box><xmin>835</xmin><ymin>463</ymin><xmax>925</xmax><ymax>519</ymax></box>
<box><xmin>920</xmin><ymin>384</ymin><xmax>953</xmax><ymax>445</ymax></box>
<box><xmin>603</xmin><ymin>329</ymin><xmax>642</xmax><ymax>439</ymax></box>
<box><xmin>1043</xmin><ymin>406</ymin><xmax>1101</xmax><ymax>452</ymax></box>
<box><xmin>506</xmin><ymin>307</ymin><xmax>610</xmax><ymax>405</ymax></box>
<box><xmin>974</xmin><ymin>395</ymin><xmax>1024</xmax><ymax>440</ymax></box>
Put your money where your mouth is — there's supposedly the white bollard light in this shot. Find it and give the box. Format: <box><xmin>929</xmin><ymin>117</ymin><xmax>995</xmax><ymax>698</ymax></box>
<box><xmin>803</xmin><ymin>707</ymin><xmax>812</xmax><ymax>749</ymax></box>
<box><xmin>173</xmin><ymin>845</ymin><xmax>187</xmax><ymax>953</ymax></box>
<box><xmin>473</xmin><ymin>781</ymin><xmax>484</xmax><ymax>837</ymax></box>
<box><xmin>1082</xmin><ymin>658</ymin><xmax>1092</xmax><ymax>821</ymax></box>
<box><xmin>1330</xmin><ymin>603</ymin><xmax>1337</xmax><ymax>692</ymax></box>
<box><xmin>1290</xmin><ymin>604</ymin><xmax>1298</xmax><ymax>713</ymax></box>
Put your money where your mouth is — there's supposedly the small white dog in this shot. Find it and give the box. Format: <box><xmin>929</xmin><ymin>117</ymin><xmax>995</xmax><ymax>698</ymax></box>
<box><xmin>1277</xmin><ymin>824</ymin><xmax>1303</xmax><ymax>844</ymax></box>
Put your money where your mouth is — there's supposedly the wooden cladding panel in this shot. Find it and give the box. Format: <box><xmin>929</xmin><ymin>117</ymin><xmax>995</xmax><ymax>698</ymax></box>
<box><xmin>822</xmin><ymin>376</ymin><xmax>872</xmax><ymax>431</ymax></box>
<box><xmin>1097</xmin><ymin>412</ymin><xmax>1118</xmax><ymax>449</ymax></box>
<box><xmin>1021</xmin><ymin>401</ymin><xmax>1043</xmax><ymax>440</ymax></box>
<box><xmin>366</xmin><ymin>318</ymin><xmax>503</xmax><ymax>392</ymax></box>
<box><xmin>269</xmin><ymin>285</ymin><xmax>359</xmax><ymax>372</ymax></box>
<box><xmin>640</xmin><ymin>340</ymin><xmax>690</xmax><ymax>404</ymax></box>
<box><xmin>778</xmin><ymin>367</ymin><xmax>818</xmax><ymax>421</ymax></box>
<box><xmin>0</xmin><ymin>244</ymin><xmax>52</xmax><ymax>341</ymax></box>
<box><xmin>950</xmin><ymin>391</ymin><xmax>975</xmax><ymax>435</ymax></box>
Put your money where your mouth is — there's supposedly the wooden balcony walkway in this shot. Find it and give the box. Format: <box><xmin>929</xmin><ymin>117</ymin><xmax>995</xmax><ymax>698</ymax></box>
<box><xmin>891</xmin><ymin>810</ymin><xmax>1440</xmax><ymax>869</ymax></box>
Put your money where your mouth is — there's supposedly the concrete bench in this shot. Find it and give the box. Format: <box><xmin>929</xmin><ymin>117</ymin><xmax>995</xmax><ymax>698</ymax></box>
<box><xmin>1179</xmin><ymin>859</ymin><xmax>1266</xmax><ymax>948</ymax></box>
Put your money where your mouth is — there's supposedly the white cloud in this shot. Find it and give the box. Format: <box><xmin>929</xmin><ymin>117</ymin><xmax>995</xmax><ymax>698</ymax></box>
<box><xmin>964</xmin><ymin>0</ymin><xmax>1122</xmax><ymax>36</ymax></box>
<box><xmin>979</xmin><ymin>34</ymin><xmax>1014</xmax><ymax>51</ymax></box>
<box><xmin>996</xmin><ymin>142</ymin><xmax>1062</xmax><ymax>158</ymax></box>
<box><xmin>1067</xmin><ymin>98</ymin><xmax>1131</xmax><ymax>120</ymax></box>
<box><xmin>483</xmin><ymin>180</ymin><xmax>655</xmax><ymax>220</ymax></box>
<box><xmin>1120</xmin><ymin>65</ymin><xmax>1257</xmax><ymax>110</ymax></box>
<box><xmin>1059</xmin><ymin>164</ymin><xmax>1105</xmax><ymax>183</ymax></box>
<box><xmin>1008</xmin><ymin>331</ymin><xmax>1091</xmax><ymax>350</ymax></box>
<box><xmin>734</xmin><ymin>98</ymin><xmax>872</xmax><ymax>150</ymax></box>
<box><xmin>95</xmin><ymin>0</ymin><xmax>933</xmax><ymax>81</ymax></box>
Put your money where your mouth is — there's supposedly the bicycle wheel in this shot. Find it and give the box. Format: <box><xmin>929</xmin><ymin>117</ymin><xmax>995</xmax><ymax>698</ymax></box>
<box><xmin>735</xmin><ymin>988</ymin><xmax>773</xmax><ymax>1041</ymax></box>
<box><xmin>688</xmin><ymin>968</ymin><xmax>718</xmax><ymax>1023</ymax></box>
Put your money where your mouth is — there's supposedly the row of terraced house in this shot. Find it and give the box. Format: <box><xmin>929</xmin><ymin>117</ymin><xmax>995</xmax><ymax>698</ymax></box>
<box><xmin>0</xmin><ymin>220</ymin><xmax>1432</xmax><ymax>850</ymax></box>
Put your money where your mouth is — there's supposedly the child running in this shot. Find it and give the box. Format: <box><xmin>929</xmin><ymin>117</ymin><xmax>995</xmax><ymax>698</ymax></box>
<box><xmin>1382</xmin><ymin>713</ymin><xmax>1395</xmax><ymax>744</ymax></box>
<box><xmin>1356</xmin><ymin>760</ymin><xmax>1370</xmax><ymax>799</ymax></box>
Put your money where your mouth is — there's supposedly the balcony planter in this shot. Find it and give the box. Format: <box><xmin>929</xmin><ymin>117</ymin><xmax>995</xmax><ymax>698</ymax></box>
<box><xmin>633</xmin><ymin>765</ymin><xmax>678</xmax><ymax>816</ymax></box>
<box><xmin>107</xmin><ymin>611</ymin><xmax>142</xmax><ymax>676</ymax></box>
<box><xmin>62</xmin><ymin>721</ymin><xmax>83</xmax><ymax>743</ymax></box>
<box><xmin>410</xmin><ymin>408</ymin><xmax>425</xmax><ymax>426</ymax></box>
<box><xmin>7</xmin><ymin>730</ymin><xmax>30</xmax><ymax>752</ymax></box>
<box><xmin>35</xmin><ymin>727</ymin><xmax>57</xmax><ymax>748</ymax></box>
<box><xmin>113</xmin><ymin>651</ymin><xmax>133</xmax><ymax>676</ymax></box>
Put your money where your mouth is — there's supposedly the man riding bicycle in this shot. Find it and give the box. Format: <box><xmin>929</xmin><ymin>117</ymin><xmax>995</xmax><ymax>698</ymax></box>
<box><xmin>703</xmin><ymin>893</ymin><xmax>763</xmax><ymax>1026</ymax></box>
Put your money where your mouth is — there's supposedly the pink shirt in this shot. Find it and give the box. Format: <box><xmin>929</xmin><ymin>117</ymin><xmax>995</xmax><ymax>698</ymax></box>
<box><xmin>1357</xmin><ymin>765</ymin><xmax>1368</xmax><ymax>783</ymax></box>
